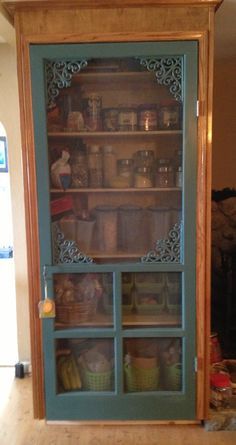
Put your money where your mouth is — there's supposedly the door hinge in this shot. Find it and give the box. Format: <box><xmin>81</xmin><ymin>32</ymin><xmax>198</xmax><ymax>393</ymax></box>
<box><xmin>196</xmin><ymin>100</ymin><xmax>199</xmax><ymax>117</ymax></box>
<box><xmin>194</xmin><ymin>357</ymin><xmax>198</xmax><ymax>372</ymax></box>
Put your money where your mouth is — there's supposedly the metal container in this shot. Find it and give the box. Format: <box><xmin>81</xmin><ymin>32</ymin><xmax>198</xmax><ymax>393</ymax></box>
<box><xmin>118</xmin><ymin>108</ymin><xmax>138</xmax><ymax>131</ymax></box>
<box><xmin>138</xmin><ymin>104</ymin><xmax>158</xmax><ymax>131</ymax></box>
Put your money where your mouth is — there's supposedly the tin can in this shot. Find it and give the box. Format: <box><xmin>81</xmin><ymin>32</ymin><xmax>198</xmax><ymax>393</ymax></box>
<box><xmin>118</xmin><ymin>108</ymin><xmax>138</xmax><ymax>131</ymax></box>
<box><xmin>159</xmin><ymin>100</ymin><xmax>181</xmax><ymax>130</ymax></box>
<box><xmin>138</xmin><ymin>105</ymin><xmax>158</xmax><ymax>131</ymax></box>
<box><xmin>102</xmin><ymin>108</ymin><xmax>119</xmax><ymax>131</ymax></box>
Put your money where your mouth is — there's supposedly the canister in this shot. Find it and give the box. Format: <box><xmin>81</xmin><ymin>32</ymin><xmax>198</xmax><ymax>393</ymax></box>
<box><xmin>88</xmin><ymin>144</ymin><xmax>103</xmax><ymax>188</ymax></box>
<box><xmin>134</xmin><ymin>167</ymin><xmax>153</xmax><ymax>188</ymax></box>
<box><xmin>159</xmin><ymin>100</ymin><xmax>181</xmax><ymax>130</ymax></box>
<box><xmin>146</xmin><ymin>206</ymin><xmax>172</xmax><ymax>249</ymax></box>
<box><xmin>94</xmin><ymin>205</ymin><xmax>117</xmax><ymax>252</ymax></box>
<box><xmin>118</xmin><ymin>205</ymin><xmax>146</xmax><ymax>253</ymax></box>
<box><xmin>156</xmin><ymin>158</ymin><xmax>174</xmax><ymax>188</ymax></box>
<box><xmin>118</xmin><ymin>108</ymin><xmax>138</xmax><ymax>131</ymax></box>
<box><xmin>138</xmin><ymin>104</ymin><xmax>158</xmax><ymax>131</ymax></box>
<box><xmin>83</xmin><ymin>94</ymin><xmax>102</xmax><ymax>131</ymax></box>
<box><xmin>103</xmin><ymin>145</ymin><xmax>117</xmax><ymax>187</ymax></box>
<box><xmin>102</xmin><ymin>108</ymin><xmax>119</xmax><ymax>131</ymax></box>
<box><xmin>117</xmin><ymin>158</ymin><xmax>133</xmax><ymax>187</ymax></box>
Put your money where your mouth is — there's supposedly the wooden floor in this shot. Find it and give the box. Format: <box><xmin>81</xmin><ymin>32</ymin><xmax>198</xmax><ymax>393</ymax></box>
<box><xmin>0</xmin><ymin>367</ymin><xmax>236</xmax><ymax>445</ymax></box>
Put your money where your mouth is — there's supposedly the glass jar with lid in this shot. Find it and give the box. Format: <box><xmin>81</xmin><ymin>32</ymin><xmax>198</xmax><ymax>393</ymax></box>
<box><xmin>155</xmin><ymin>158</ymin><xmax>174</xmax><ymax>188</ymax></box>
<box><xmin>117</xmin><ymin>158</ymin><xmax>133</xmax><ymax>187</ymax></box>
<box><xmin>88</xmin><ymin>144</ymin><xmax>103</xmax><ymax>188</ymax></box>
<box><xmin>134</xmin><ymin>150</ymin><xmax>155</xmax><ymax>169</ymax></box>
<box><xmin>138</xmin><ymin>104</ymin><xmax>158</xmax><ymax>131</ymax></box>
<box><xmin>70</xmin><ymin>145</ymin><xmax>88</xmax><ymax>188</ymax></box>
<box><xmin>134</xmin><ymin>167</ymin><xmax>153</xmax><ymax>188</ymax></box>
<box><xmin>159</xmin><ymin>100</ymin><xmax>181</xmax><ymax>130</ymax></box>
<box><xmin>103</xmin><ymin>145</ymin><xmax>117</xmax><ymax>188</ymax></box>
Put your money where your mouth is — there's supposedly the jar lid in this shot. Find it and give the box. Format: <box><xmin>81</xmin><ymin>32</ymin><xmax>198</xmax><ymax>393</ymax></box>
<box><xmin>135</xmin><ymin>166</ymin><xmax>151</xmax><ymax>173</ymax></box>
<box><xmin>136</xmin><ymin>150</ymin><xmax>154</xmax><ymax>157</ymax></box>
<box><xmin>119</xmin><ymin>204</ymin><xmax>142</xmax><ymax>211</ymax></box>
<box><xmin>89</xmin><ymin>144</ymin><xmax>101</xmax><ymax>153</ymax></box>
<box><xmin>210</xmin><ymin>373</ymin><xmax>231</xmax><ymax>388</ymax></box>
<box><xmin>103</xmin><ymin>145</ymin><xmax>114</xmax><ymax>154</ymax></box>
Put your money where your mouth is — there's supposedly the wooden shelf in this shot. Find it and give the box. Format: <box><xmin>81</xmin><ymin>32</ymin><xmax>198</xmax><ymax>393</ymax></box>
<box><xmin>50</xmin><ymin>187</ymin><xmax>181</xmax><ymax>193</ymax></box>
<box><xmin>48</xmin><ymin>130</ymin><xmax>182</xmax><ymax>138</ymax></box>
<box><xmin>55</xmin><ymin>312</ymin><xmax>181</xmax><ymax>329</ymax></box>
<box><xmin>71</xmin><ymin>71</ymin><xmax>157</xmax><ymax>83</ymax></box>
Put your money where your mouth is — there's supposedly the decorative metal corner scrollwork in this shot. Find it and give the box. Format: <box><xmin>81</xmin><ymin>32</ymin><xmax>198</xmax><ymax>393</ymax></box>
<box><xmin>45</xmin><ymin>59</ymin><xmax>88</xmax><ymax>108</ymax></box>
<box><xmin>52</xmin><ymin>223</ymin><xmax>94</xmax><ymax>264</ymax></box>
<box><xmin>137</xmin><ymin>57</ymin><xmax>182</xmax><ymax>102</ymax></box>
<box><xmin>141</xmin><ymin>223</ymin><xmax>182</xmax><ymax>263</ymax></box>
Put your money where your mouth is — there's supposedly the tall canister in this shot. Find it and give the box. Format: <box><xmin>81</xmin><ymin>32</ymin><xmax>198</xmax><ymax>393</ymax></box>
<box><xmin>147</xmin><ymin>206</ymin><xmax>172</xmax><ymax>249</ymax></box>
<box><xmin>94</xmin><ymin>205</ymin><xmax>117</xmax><ymax>252</ymax></box>
<box><xmin>118</xmin><ymin>205</ymin><xmax>146</xmax><ymax>253</ymax></box>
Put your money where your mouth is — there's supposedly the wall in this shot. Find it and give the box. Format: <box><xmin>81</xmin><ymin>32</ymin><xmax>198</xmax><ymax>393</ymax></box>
<box><xmin>212</xmin><ymin>60</ymin><xmax>236</xmax><ymax>190</ymax></box>
<box><xmin>0</xmin><ymin>42</ymin><xmax>30</xmax><ymax>362</ymax></box>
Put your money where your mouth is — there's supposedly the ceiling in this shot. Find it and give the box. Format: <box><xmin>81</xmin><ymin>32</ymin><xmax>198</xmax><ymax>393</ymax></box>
<box><xmin>0</xmin><ymin>1</ymin><xmax>235</xmax><ymax>59</ymax></box>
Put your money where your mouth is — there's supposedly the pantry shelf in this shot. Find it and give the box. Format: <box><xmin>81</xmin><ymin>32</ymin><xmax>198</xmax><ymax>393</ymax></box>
<box><xmin>55</xmin><ymin>313</ymin><xmax>181</xmax><ymax>330</ymax></box>
<box><xmin>48</xmin><ymin>130</ymin><xmax>182</xmax><ymax>138</ymax></box>
<box><xmin>50</xmin><ymin>187</ymin><xmax>181</xmax><ymax>193</ymax></box>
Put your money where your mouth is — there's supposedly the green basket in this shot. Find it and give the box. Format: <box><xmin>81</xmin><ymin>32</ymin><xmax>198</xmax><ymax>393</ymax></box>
<box><xmin>167</xmin><ymin>293</ymin><xmax>181</xmax><ymax>315</ymax></box>
<box><xmin>134</xmin><ymin>291</ymin><xmax>165</xmax><ymax>314</ymax></box>
<box><xmin>164</xmin><ymin>363</ymin><xmax>182</xmax><ymax>391</ymax></box>
<box><xmin>124</xmin><ymin>364</ymin><xmax>160</xmax><ymax>392</ymax></box>
<box><xmin>81</xmin><ymin>368</ymin><xmax>113</xmax><ymax>391</ymax></box>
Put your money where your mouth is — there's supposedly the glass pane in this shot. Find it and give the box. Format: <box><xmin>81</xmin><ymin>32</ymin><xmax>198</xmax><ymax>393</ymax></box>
<box><xmin>122</xmin><ymin>272</ymin><xmax>182</xmax><ymax>327</ymax></box>
<box><xmin>124</xmin><ymin>338</ymin><xmax>182</xmax><ymax>392</ymax></box>
<box><xmin>54</xmin><ymin>273</ymin><xmax>113</xmax><ymax>329</ymax></box>
<box><xmin>47</xmin><ymin>57</ymin><xmax>183</xmax><ymax>264</ymax></box>
<box><xmin>56</xmin><ymin>338</ymin><xmax>114</xmax><ymax>393</ymax></box>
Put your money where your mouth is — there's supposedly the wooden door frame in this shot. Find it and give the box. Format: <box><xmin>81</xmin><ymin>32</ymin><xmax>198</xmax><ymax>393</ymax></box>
<box><xmin>11</xmin><ymin>2</ymin><xmax>216</xmax><ymax>419</ymax></box>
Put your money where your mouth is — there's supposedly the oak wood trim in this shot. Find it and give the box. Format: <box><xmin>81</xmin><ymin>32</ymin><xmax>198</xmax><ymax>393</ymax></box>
<box><xmin>3</xmin><ymin>0</ymin><xmax>224</xmax><ymax>19</ymax></box>
<box><xmin>196</xmin><ymin>30</ymin><xmax>209</xmax><ymax>420</ymax></box>
<box><xmin>12</xmin><ymin>3</ymin><xmax>218</xmax><ymax>419</ymax></box>
<box><xmin>21</xmin><ymin>31</ymin><xmax>205</xmax><ymax>44</ymax></box>
<box><xmin>204</xmin><ymin>6</ymin><xmax>216</xmax><ymax>418</ymax></box>
<box><xmin>15</xmin><ymin>14</ymin><xmax>45</xmax><ymax>419</ymax></box>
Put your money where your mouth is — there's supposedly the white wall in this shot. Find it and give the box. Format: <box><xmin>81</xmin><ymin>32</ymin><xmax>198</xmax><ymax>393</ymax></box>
<box><xmin>0</xmin><ymin>42</ymin><xmax>30</xmax><ymax>362</ymax></box>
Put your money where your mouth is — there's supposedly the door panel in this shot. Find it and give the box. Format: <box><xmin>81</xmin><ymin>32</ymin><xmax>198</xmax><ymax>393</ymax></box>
<box><xmin>31</xmin><ymin>40</ymin><xmax>198</xmax><ymax>420</ymax></box>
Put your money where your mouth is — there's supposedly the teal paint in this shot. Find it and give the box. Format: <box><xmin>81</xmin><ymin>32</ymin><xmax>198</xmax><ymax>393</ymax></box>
<box><xmin>30</xmin><ymin>40</ymin><xmax>198</xmax><ymax>421</ymax></box>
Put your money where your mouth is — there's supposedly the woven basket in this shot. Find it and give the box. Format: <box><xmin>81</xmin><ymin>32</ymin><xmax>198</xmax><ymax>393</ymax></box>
<box><xmin>81</xmin><ymin>368</ymin><xmax>113</xmax><ymax>391</ymax></box>
<box><xmin>124</xmin><ymin>363</ymin><xmax>160</xmax><ymax>392</ymax></box>
<box><xmin>164</xmin><ymin>363</ymin><xmax>182</xmax><ymax>391</ymax></box>
<box><xmin>56</xmin><ymin>300</ymin><xmax>97</xmax><ymax>325</ymax></box>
